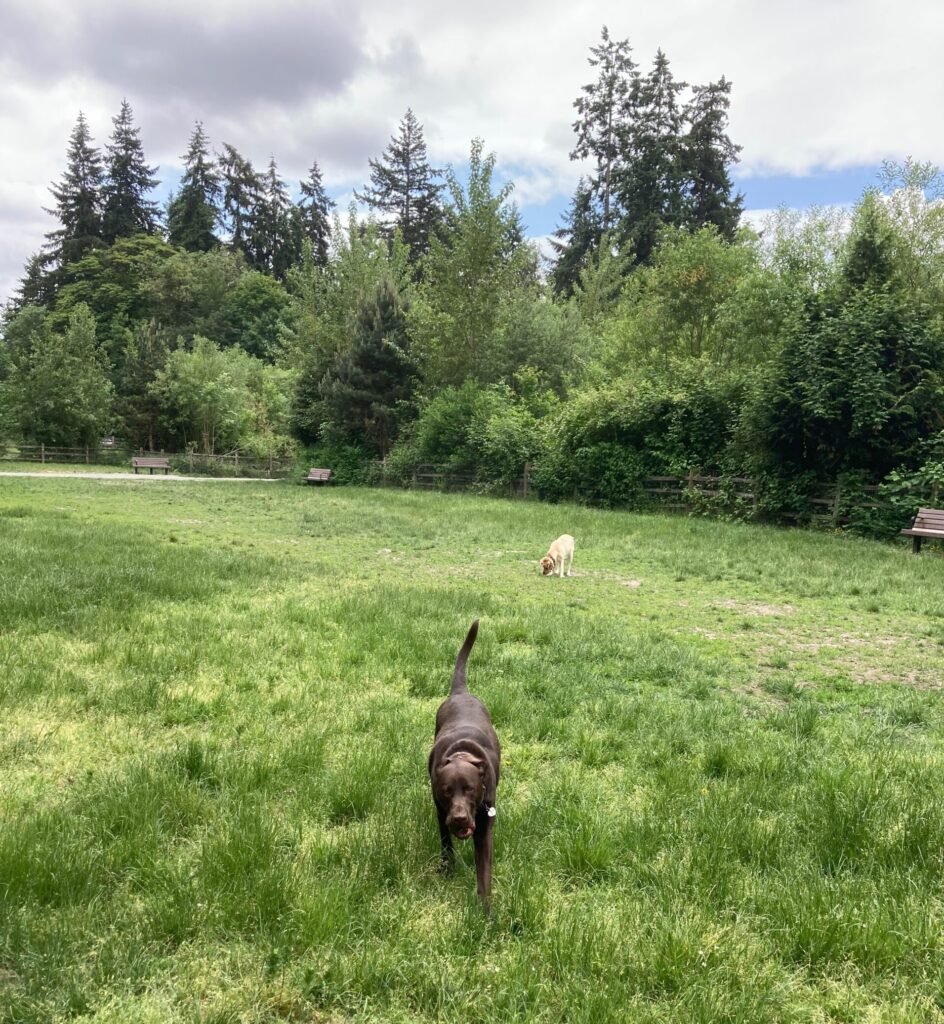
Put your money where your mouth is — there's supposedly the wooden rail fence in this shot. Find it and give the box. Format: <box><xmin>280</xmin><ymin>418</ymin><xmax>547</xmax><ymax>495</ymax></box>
<box><xmin>1</xmin><ymin>445</ymin><xmax>292</xmax><ymax>477</ymax></box>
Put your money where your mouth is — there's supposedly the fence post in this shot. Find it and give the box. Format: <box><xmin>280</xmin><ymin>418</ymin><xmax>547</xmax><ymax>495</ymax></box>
<box><xmin>831</xmin><ymin>481</ymin><xmax>842</xmax><ymax>527</ymax></box>
<box><xmin>523</xmin><ymin>462</ymin><xmax>531</xmax><ymax>499</ymax></box>
<box><xmin>85</xmin><ymin>446</ymin><xmax>89</xmax><ymax>464</ymax></box>
<box><xmin>41</xmin><ymin>443</ymin><xmax>45</xmax><ymax>464</ymax></box>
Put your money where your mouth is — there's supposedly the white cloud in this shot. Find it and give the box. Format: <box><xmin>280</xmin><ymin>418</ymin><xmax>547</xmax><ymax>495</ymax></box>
<box><xmin>2</xmin><ymin>0</ymin><xmax>943</xmax><ymax>301</ymax></box>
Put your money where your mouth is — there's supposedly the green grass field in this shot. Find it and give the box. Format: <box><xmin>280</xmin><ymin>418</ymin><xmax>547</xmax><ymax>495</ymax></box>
<box><xmin>1</xmin><ymin>477</ymin><xmax>943</xmax><ymax>1023</ymax></box>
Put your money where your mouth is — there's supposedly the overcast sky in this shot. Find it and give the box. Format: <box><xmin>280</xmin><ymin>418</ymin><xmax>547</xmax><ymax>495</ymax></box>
<box><xmin>1</xmin><ymin>0</ymin><xmax>942</xmax><ymax>303</ymax></box>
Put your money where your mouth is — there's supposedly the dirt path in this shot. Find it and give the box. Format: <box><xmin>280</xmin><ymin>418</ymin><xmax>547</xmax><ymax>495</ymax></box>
<box><xmin>0</xmin><ymin>471</ymin><xmax>280</xmax><ymax>483</ymax></box>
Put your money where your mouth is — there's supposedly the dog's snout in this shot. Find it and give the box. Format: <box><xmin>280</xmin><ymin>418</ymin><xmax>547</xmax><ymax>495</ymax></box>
<box><xmin>447</xmin><ymin>808</ymin><xmax>474</xmax><ymax>837</ymax></box>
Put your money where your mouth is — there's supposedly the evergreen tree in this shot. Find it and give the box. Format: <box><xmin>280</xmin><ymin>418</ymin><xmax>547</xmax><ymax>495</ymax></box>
<box><xmin>298</xmin><ymin>160</ymin><xmax>334</xmax><ymax>267</ymax></box>
<box><xmin>253</xmin><ymin>157</ymin><xmax>300</xmax><ymax>278</ymax></box>
<box><xmin>757</xmin><ymin>195</ymin><xmax>944</xmax><ymax>484</ymax></box>
<box><xmin>570</xmin><ymin>26</ymin><xmax>637</xmax><ymax>234</ymax></box>
<box><xmin>118</xmin><ymin>319</ymin><xmax>175</xmax><ymax>451</ymax></box>
<box><xmin>550</xmin><ymin>178</ymin><xmax>604</xmax><ymax>296</ymax></box>
<box><xmin>13</xmin><ymin>252</ymin><xmax>57</xmax><ymax>310</ymax></box>
<box><xmin>682</xmin><ymin>78</ymin><xmax>743</xmax><ymax>240</ymax></box>
<box><xmin>44</xmin><ymin>112</ymin><xmax>105</xmax><ymax>275</ymax></box>
<box><xmin>167</xmin><ymin>122</ymin><xmax>221</xmax><ymax>252</ymax></box>
<box><xmin>319</xmin><ymin>276</ymin><xmax>415</xmax><ymax>456</ymax></box>
<box><xmin>355</xmin><ymin>109</ymin><xmax>443</xmax><ymax>263</ymax></box>
<box><xmin>842</xmin><ymin>191</ymin><xmax>896</xmax><ymax>292</ymax></box>
<box><xmin>219</xmin><ymin>143</ymin><xmax>263</xmax><ymax>260</ymax></box>
<box><xmin>101</xmin><ymin>99</ymin><xmax>161</xmax><ymax>243</ymax></box>
<box><xmin>617</xmin><ymin>49</ymin><xmax>687</xmax><ymax>265</ymax></box>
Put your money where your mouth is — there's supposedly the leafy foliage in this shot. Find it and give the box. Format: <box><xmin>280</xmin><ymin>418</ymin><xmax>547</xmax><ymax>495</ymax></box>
<box><xmin>409</xmin><ymin>139</ymin><xmax>537</xmax><ymax>387</ymax></box>
<box><xmin>2</xmin><ymin>304</ymin><xmax>114</xmax><ymax>445</ymax></box>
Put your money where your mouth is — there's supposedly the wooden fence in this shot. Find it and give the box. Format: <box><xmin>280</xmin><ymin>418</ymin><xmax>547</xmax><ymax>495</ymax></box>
<box><xmin>641</xmin><ymin>473</ymin><xmax>757</xmax><ymax>511</ymax></box>
<box><xmin>1</xmin><ymin>444</ymin><xmax>134</xmax><ymax>465</ymax></box>
<box><xmin>369</xmin><ymin>462</ymin><xmax>532</xmax><ymax>497</ymax></box>
<box><xmin>366</xmin><ymin>462</ymin><xmax>908</xmax><ymax>523</ymax></box>
<box><xmin>1</xmin><ymin>444</ymin><xmax>292</xmax><ymax>478</ymax></box>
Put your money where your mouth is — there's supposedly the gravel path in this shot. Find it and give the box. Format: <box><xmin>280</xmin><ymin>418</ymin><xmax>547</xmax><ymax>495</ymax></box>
<box><xmin>0</xmin><ymin>471</ymin><xmax>280</xmax><ymax>482</ymax></box>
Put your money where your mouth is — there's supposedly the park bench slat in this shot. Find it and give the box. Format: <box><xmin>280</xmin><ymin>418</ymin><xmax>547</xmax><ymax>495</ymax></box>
<box><xmin>901</xmin><ymin>507</ymin><xmax>944</xmax><ymax>553</ymax></box>
<box><xmin>132</xmin><ymin>456</ymin><xmax>171</xmax><ymax>475</ymax></box>
<box><xmin>306</xmin><ymin>468</ymin><xmax>333</xmax><ymax>485</ymax></box>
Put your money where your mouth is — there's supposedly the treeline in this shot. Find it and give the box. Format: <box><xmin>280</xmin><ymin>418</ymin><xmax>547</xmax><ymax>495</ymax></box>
<box><xmin>2</xmin><ymin>29</ymin><xmax>943</xmax><ymax>532</ymax></box>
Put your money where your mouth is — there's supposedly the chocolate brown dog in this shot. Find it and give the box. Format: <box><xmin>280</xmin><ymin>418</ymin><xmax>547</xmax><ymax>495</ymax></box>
<box><xmin>428</xmin><ymin>619</ymin><xmax>500</xmax><ymax>904</ymax></box>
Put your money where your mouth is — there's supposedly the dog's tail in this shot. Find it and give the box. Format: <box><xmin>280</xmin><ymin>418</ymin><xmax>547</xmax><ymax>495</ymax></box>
<box><xmin>450</xmin><ymin>619</ymin><xmax>479</xmax><ymax>695</ymax></box>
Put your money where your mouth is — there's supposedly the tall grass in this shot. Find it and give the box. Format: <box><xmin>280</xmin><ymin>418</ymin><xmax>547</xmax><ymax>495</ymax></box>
<box><xmin>1</xmin><ymin>478</ymin><xmax>942</xmax><ymax>1021</ymax></box>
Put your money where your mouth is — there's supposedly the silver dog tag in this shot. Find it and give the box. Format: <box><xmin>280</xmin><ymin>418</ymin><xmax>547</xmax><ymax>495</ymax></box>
<box><xmin>487</xmin><ymin>806</ymin><xmax>496</xmax><ymax>818</ymax></box>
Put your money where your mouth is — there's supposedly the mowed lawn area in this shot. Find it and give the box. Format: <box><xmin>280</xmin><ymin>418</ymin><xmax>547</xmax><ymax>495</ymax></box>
<box><xmin>1</xmin><ymin>478</ymin><xmax>943</xmax><ymax>1023</ymax></box>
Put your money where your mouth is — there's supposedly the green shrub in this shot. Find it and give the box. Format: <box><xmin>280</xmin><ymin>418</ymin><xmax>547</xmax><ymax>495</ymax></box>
<box><xmin>289</xmin><ymin>443</ymin><xmax>373</xmax><ymax>486</ymax></box>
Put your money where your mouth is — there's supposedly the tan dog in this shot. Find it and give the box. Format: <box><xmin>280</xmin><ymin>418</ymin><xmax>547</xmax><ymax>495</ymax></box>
<box><xmin>540</xmin><ymin>534</ymin><xmax>575</xmax><ymax>577</ymax></box>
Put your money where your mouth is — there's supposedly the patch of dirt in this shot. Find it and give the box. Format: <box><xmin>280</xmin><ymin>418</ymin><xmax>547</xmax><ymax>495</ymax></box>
<box><xmin>732</xmin><ymin>681</ymin><xmax>789</xmax><ymax>710</ymax></box>
<box><xmin>719</xmin><ymin>600</ymin><xmax>795</xmax><ymax>617</ymax></box>
<box><xmin>838</xmin><ymin>633</ymin><xmax>903</xmax><ymax>646</ymax></box>
<box><xmin>623</xmin><ymin>579</ymin><xmax>642</xmax><ymax>589</ymax></box>
<box><xmin>856</xmin><ymin>666</ymin><xmax>919</xmax><ymax>685</ymax></box>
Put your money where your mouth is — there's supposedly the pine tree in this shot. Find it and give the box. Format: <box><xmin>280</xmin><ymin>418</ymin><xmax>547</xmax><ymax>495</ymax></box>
<box><xmin>355</xmin><ymin>109</ymin><xmax>443</xmax><ymax>263</ymax></box>
<box><xmin>118</xmin><ymin>319</ymin><xmax>174</xmax><ymax>450</ymax></box>
<box><xmin>13</xmin><ymin>252</ymin><xmax>57</xmax><ymax>310</ymax></box>
<box><xmin>550</xmin><ymin>179</ymin><xmax>603</xmax><ymax>296</ymax></box>
<box><xmin>298</xmin><ymin>161</ymin><xmax>334</xmax><ymax>267</ymax></box>
<box><xmin>253</xmin><ymin>157</ymin><xmax>299</xmax><ymax>278</ymax></box>
<box><xmin>219</xmin><ymin>143</ymin><xmax>263</xmax><ymax>260</ymax></box>
<box><xmin>618</xmin><ymin>49</ymin><xmax>687</xmax><ymax>265</ymax></box>
<box><xmin>101</xmin><ymin>99</ymin><xmax>161</xmax><ymax>243</ymax></box>
<box><xmin>44</xmin><ymin>112</ymin><xmax>105</xmax><ymax>274</ymax></box>
<box><xmin>682</xmin><ymin>78</ymin><xmax>743</xmax><ymax>240</ymax></box>
<box><xmin>571</xmin><ymin>26</ymin><xmax>637</xmax><ymax>234</ymax></box>
<box><xmin>842</xmin><ymin>191</ymin><xmax>897</xmax><ymax>292</ymax></box>
<box><xmin>319</xmin><ymin>276</ymin><xmax>415</xmax><ymax>456</ymax></box>
<box><xmin>167</xmin><ymin>122</ymin><xmax>221</xmax><ymax>252</ymax></box>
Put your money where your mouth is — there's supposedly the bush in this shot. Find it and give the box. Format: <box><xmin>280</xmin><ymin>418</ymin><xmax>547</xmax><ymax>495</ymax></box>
<box><xmin>384</xmin><ymin>381</ymin><xmax>544</xmax><ymax>491</ymax></box>
<box><xmin>532</xmin><ymin>367</ymin><xmax>748</xmax><ymax>508</ymax></box>
<box><xmin>289</xmin><ymin>442</ymin><xmax>373</xmax><ymax>486</ymax></box>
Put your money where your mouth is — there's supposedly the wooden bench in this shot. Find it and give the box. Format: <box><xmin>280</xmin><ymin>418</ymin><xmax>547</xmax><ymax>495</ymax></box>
<box><xmin>132</xmin><ymin>456</ymin><xmax>171</xmax><ymax>475</ymax></box>
<box><xmin>901</xmin><ymin>507</ymin><xmax>944</xmax><ymax>553</ymax></box>
<box><xmin>305</xmin><ymin>467</ymin><xmax>333</xmax><ymax>486</ymax></box>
